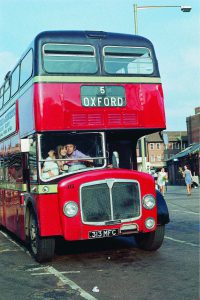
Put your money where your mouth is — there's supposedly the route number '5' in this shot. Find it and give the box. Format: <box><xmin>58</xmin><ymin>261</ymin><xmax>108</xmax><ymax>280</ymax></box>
<box><xmin>100</xmin><ymin>86</ymin><xmax>106</xmax><ymax>94</ymax></box>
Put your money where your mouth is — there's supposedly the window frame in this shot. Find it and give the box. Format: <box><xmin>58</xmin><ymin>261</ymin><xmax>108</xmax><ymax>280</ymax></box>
<box><xmin>0</xmin><ymin>86</ymin><xmax>4</xmax><ymax>109</ymax></box>
<box><xmin>42</xmin><ymin>43</ymin><xmax>98</xmax><ymax>75</ymax></box>
<box><xmin>20</xmin><ymin>49</ymin><xmax>33</xmax><ymax>88</ymax></box>
<box><xmin>150</xmin><ymin>143</ymin><xmax>154</xmax><ymax>150</ymax></box>
<box><xmin>37</xmin><ymin>132</ymin><xmax>107</xmax><ymax>182</ymax></box>
<box><xmin>156</xmin><ymin>143</ymin><xmax>161</xmax><ymax>150</ymax></box>
<box><xmin>3</xmin><ymin>79</ymin><xmax>11</xmax><ymax>104</ymax></box>
<box><xmin>103</xmin><ymin>45</ymin><xmax>154</xmax><ymax>75</ymax></box>
<box><xmin>11</xmin><ymin>65</ymin><xmax>20</xmax><ymax>97</ymax></box>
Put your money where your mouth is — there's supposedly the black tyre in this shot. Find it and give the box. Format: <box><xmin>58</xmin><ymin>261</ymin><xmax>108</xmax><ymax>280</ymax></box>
<box><xmin>29</xmin><ymin>210</ymin><xmax>55</xmax><ymax>262</ymax></box>
<box><xmin>135</xmin><ymin>225</ymin><xmax>165</xmax><ymax>251</ymax></box>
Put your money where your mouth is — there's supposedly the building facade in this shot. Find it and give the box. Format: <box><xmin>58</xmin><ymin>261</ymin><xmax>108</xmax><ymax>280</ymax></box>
<box><xmin>145</xmin><ymin>131</ymin><xmax>188</xmax><ymax>171</ymax></box>
<box><xmin>186</xmin><ymin>107</ymin><xmax>200</xmax><ymax>144</ymax></box>
<box><xmin>136</xmin><ymin>107</ymin><xmax>200</xmax><ymax>183</ymax></box>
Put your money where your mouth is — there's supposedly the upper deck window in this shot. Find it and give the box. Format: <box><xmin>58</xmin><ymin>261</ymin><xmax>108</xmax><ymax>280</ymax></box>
<box><xmin>3</xmin><ymin>80</ymin><xmax>11</xmax><ymax>104</ymax></box>
<box><xmin>20</xmin><ymin>50</ymin><xmax>33</xmax><ymax>87</ymax></box>
<box><xmin>43</xmin><ymin>43</ymin><xmax>98</xmax><ymax>74</ymax></box>
<box><xmin>103</xmin><ymin>46</ymin><xmax>153</xmax><ymax>75</ymax></box>
<box><xmin>11</xmin><ymin>65</ymin><xmax>20</xmax><ymax>97</ymax></box>
<box><xmin>0</xmin><ymin>87</ymin><xmax>3</xmax><ymax>109</ymax></box>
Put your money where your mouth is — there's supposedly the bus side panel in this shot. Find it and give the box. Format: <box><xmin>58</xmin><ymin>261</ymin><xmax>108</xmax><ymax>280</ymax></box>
<box><xmin>0</xmin><ymin>188</ymin><xmax>6</xmax><ymax>226</ymax></box>
<box><xmin>133</xmin><ymin>83</ymin><xmax>165</xmax><ymax>128</ymax></box>
<box><xmin>18</xmin><ymin>86</ymin><xmax>35</xmax><ymax>138</ymax></box>
<box><xmin>34</xmin><ymin>84</ymin><xmax>63</xmax><ymax>131</ymax></box>
<box><xmin>35</xmin><ymin>194</ymin><xmax>63</xmax><ymax>237</ymax></box>
<box><xmin>4</xmin><ymin>189</ymin><xmax>16</xmax><ymax>232</ymax></box>
<box><xmin>3</xmin><ymin>189</ymin><xmax>24</xmax><ymax>237</ymax></box>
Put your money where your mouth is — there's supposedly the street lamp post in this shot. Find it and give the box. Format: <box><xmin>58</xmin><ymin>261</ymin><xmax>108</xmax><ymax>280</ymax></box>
<box><xmin>133</xmin><ymin>4</ymin><xmax>192</xmax><ymax>34</ymax></box>
<box><xmin>133</xmin><ymin>4</ymin><xmax>191</xmax><ymax>172</ymax></box>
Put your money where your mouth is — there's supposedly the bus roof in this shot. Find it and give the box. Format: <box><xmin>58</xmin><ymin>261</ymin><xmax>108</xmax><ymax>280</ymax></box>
<box><xmin>0</xmin><ymin>30</ymin><xmax>159</xmax><ymax>89</ymax></box>
<box><xmin>34</xmin><ymin>30</ymin><xmax>155</xmax><ymax>49</ymax></box>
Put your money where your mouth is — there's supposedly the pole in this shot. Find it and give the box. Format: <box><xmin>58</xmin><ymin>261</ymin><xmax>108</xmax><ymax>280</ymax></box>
<box><xmin>134</xmin><ymin>4</ymin><xmax>146</xmax><ymax>171</ymax></box>
<box><xmin>141</xmin><ymin>137</ymin><xmax>146</xmax><ymax>172</ymax></box>
<box><xmin>133</xmin><ymin>4</ymin><xmax>138</xmax><ymax>34</ymax></box>
<box><xmin>133</xmin><ymin>3</ymin><xmax>191</xmax><ymax>172</ymax></box>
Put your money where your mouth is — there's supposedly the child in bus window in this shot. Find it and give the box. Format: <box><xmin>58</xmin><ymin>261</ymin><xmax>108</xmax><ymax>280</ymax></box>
<box><xmin>42</xmin><ymin>149</ymin><xmax>59</xmax><ymax>179</ymax></box>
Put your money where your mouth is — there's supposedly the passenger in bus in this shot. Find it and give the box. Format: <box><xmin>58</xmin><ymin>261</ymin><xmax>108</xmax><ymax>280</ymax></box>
<box><xmin>64</xmin><ymin>143</ymin><xmax>93</xmax><ymax>172</ymax></box>
<box><xmin>56</xmin><ymin>145</ymin><xmax>68</xmax><ymax>172</ymax></box>
<box><xmin>56</xmin><ymin>143</ymin><xmax>93</xmax><ymax>172</ymax></box>
<box><xmin>41</xmin><ymin>150</ymin><xmax>59</xmax><ymax>179</ymax></box>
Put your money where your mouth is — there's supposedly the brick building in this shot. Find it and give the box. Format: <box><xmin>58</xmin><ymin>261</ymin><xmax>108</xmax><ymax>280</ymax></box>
<box><xmin>186</xmin><ymin>107</ymin><xmax>200</xmax><ymax>144</ymax></box>
<box><xmin>145</xmin><ymin>131</ymin><xmax>188</xmax><ymax>170</ymax></box>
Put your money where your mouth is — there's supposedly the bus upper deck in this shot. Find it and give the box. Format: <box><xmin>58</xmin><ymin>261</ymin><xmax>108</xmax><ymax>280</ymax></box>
<box><xmin>0</xmin><ymin>31</ymin><xmax>165</xmax><ymax>139</ymax></box>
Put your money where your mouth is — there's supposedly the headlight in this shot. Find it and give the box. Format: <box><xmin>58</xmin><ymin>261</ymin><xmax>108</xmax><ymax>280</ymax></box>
<box><xmin>63</xmin><ymin>201</ymin><xmax>78</xmax><ymax>217</ymax></box>
<box><xmin>145</xmin><ymin>218</ymin><xmax>155</xmax><ymax>229</ymax></box>
<box><xmin>142</xmin><ymin>194</ymin><xmax>156</xmax><ymax>210</ymax></box>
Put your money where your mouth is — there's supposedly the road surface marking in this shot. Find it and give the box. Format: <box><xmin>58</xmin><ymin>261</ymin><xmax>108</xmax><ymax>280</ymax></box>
<box><xmin>0</xmin><ymin>249</ymin><xmax>18</xmax><ymax>253</ymax></box>
<box><xmin>165</xmin><ymin>236</ymin><xmax>198</xmax><ymax>247</ymax></box>
<box><xmin>47</xmin><ymin>266</ymin><xmax>97</xmax><ymax>300</ymax></box>
<box><xmin>0</xmin><ymin>230</ymin><xmax>26</xmax><ymax>251</ymax></box>
<box><xmin>31</xmin><ymin>270</ymin><xmax>81</xmax><ymax>275</ymax></box>
<box><xmin>170</xmin><ymin>209</ymin><xmax>199</xmax><ymax>215</ymax></box>
<box><xmin>28</xmin><ymin>266</ymin><xmax>97</xmax><ymax>300</ymax></box>
<box><xmin>0</xmin><ymin>230</ymin><xmax>31</xmax><ymax>256</ymax></box>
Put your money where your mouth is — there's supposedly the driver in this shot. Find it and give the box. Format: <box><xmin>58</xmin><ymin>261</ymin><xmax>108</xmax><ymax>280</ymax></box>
<box><xmin>64</xmin><ymin>144</ymin><xmax>93</xmax><ymax>169</ymax></box>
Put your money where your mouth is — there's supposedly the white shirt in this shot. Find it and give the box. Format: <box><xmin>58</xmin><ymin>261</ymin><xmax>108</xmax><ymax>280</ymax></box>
<box><xmin>42</xmin><ymin>157</ymin><xmax>59</xmax><ymax>179</ymax></box>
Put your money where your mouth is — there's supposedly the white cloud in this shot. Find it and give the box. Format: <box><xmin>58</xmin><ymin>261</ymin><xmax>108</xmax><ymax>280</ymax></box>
<box><xmin>0</xmin><ymin>51</ymin><xmax>18</xmax><ymax>84</ymax></box>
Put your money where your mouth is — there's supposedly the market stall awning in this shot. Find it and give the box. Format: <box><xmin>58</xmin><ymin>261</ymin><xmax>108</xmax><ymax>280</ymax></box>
<box><xmin>167</xmin><ymin>143</ymin><xmax>200</xmax><ymax>161</ymax></box>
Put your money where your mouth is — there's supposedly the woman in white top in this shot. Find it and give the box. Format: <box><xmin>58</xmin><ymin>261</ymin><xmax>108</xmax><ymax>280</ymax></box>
<box><xmin>42</xmin><ymin>150</ymin><xmax>59</xmax><ymax>179</ymax></box>
<box><xmin>157</xmin><ymin>168</ymin><xmax>167</xmax><ymax>196</ymax></box>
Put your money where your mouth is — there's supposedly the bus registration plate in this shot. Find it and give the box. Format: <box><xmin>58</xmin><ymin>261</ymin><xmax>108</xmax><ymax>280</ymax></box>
<box><xmin>81</xmin><ymin>86</ymin><xmax>126</xmax><ymax>107</ymax></box>
<box><xmin>89</xmin><ymin>229</ymin><xmax>119</xmax><ymax>239</ymax></box>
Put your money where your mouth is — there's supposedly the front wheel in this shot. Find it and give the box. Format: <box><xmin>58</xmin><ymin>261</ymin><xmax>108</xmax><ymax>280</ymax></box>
<box><xmin>135</xmin><ymin>225</ymin><xmax>165</xmax><ymax>251</ymax></box>
<box><xmin>29</xmin><ymin>210</ymin><xmax>55</xmax><ymax>262</ymax></box>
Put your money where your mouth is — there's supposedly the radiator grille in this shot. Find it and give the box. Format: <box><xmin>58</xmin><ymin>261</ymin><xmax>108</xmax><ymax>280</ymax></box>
<box><xmin>81</xmin><ymin>180</ymin><xmax>140</xmax><ymax>224</ymax></box>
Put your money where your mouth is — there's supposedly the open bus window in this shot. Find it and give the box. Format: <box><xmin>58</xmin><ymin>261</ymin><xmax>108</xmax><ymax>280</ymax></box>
<box><xmin>3</xmin><ymin>79</ymin><xmax>11</xmax><ymax>104</ymax></box>
<box><xmin>29</xmin><ymin>138</ymin><xmax>38</xmax><ymax>182</ymax></box>
<box><xmin>7</xmin><ymin>153</ymin><xmax>23</xmax><ymax>183</ymax></box>
<box><xmin>103</xmin><ymin>46</ymin><xmax>153</xmax><ymax>75</ymax></box>
<box><xmin>39</xmin><ymin>132</ymin><xmax>106</xmax><ymax>181</ymax></box>
<box><xmin>0</xmin><ymin>156</ymin><xmax>3</xmax><ymax>181</ymax></box>
<box><xmin>43</xmin><ymin>43</ymin><xmax>98</xmax><ymax>74</ymax></box>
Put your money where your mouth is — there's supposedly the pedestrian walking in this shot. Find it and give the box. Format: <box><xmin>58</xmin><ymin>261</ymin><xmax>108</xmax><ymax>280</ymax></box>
<box><xmin>183</xmin><ymin>165</ymin><xmax>193</xmax><ymax>196</ymax></box>
<box><xmin>157</xmin><ymin>168</ymin><xmax>167</xmax><ymax>196</ymax></box>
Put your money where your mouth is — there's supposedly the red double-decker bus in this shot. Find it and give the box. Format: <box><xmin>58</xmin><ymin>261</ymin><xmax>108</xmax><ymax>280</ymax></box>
<box><xmin>0</xmin><ymin>31</ymin><xmax>169</xmax><ymax>262</ymax></box>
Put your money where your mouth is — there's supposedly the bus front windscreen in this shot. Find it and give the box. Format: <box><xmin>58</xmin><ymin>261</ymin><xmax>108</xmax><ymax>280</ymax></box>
<box><xmin>39</xmin><ymin>132</ymin><xmax>106</xmax><ymax>181</ymax></box>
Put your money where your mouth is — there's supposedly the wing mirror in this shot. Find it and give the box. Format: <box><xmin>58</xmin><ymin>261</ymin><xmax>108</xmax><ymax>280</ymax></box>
<box><xmin>112</xmin><ymin>151</ymin><xmax>119</xmax><ymax>168</ymax></box>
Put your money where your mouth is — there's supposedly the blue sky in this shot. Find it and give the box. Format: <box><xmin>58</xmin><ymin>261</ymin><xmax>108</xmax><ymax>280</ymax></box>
<box><xmin>0</xmin><ymin>0</ymin><xmax>199</xmax><ymax>131</ymax></box>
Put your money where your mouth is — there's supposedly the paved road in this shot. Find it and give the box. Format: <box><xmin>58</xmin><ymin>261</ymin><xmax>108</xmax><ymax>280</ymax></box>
<box><xmin>0</xmin><ymin>185</ymin><xmax>199</xmax><ymax>300</ymax></box>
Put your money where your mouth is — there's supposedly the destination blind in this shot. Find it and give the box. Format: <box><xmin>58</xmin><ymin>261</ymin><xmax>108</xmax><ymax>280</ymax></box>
<box><xmin>81</xmin><ymin>85</ymin><xmax>126</xmax><ymax>107</ymax></box>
